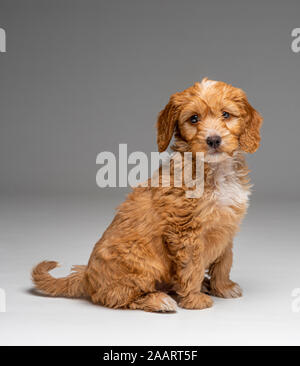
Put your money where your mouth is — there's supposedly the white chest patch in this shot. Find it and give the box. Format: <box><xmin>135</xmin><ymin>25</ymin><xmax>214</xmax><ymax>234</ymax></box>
<box><xmin>211</xmin><ymin>158</ymin><xmax>250</xmax><ymax>207</ymax></box>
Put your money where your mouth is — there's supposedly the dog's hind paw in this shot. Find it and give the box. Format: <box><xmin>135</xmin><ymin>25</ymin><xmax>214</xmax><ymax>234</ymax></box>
<box><xmin>159</xmin><ymin>295</ymin><xmax>178</xmax><ymax>313</ymax></box>
<box><xmin>178</xmin><ymin>293</ymin><xmax>213</xmax><ymax>310</ymax></box>
<box><xmin>128</xmin><ymin>292</ymin><xmax>177</xmax><ymax>313</ymax></box>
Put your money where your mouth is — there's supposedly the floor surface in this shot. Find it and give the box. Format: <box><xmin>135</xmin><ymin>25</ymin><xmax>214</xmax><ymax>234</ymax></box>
<box><xmin>0</xmin><ymin>194</ymin><xmax>299</xmax><ymax>346</ymax></box>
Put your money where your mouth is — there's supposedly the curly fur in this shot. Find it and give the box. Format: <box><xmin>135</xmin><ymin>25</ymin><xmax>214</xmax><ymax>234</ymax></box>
<box><xmin>32</xmin><ymin>78</ymin><xmax>263</xmax><ymax>312</ymax></box>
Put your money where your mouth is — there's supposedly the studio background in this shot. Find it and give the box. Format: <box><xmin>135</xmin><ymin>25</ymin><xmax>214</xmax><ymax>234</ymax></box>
<box><xmin>0</xmin><ymin>0</ymin><xmax>299</xmax><ymax>345</ymax></box>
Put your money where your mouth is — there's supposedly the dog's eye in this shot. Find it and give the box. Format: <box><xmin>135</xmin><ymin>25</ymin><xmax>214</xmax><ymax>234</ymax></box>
<box><xmin>190</xmin><ymin>114</ymin><xmax>199</xmax><ymax>124</ymax></box>
<box><xmin>222</xmin><ymin>111</ymin><xmax>230</xmax><ymax>119</ymax></box>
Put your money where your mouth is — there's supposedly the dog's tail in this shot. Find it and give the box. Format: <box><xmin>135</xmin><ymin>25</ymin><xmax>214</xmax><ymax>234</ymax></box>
<box><xmin>31</xmin><ymin>261</ymin><xmax>86</xmax><ymax>298</ymax></box>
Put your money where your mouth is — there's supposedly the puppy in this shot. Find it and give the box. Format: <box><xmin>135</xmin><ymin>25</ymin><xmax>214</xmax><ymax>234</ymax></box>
<box><xmin>32</xmin><ymin>78</ymin><xmax>263</xmax><ymax>312</ymax></box>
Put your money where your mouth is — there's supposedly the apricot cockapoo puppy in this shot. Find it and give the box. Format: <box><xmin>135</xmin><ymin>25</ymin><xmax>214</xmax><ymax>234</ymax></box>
<box><xmin>32</xmin><ymin>78</ymin><xmax>263</xmax><ymax>312</ymax></box>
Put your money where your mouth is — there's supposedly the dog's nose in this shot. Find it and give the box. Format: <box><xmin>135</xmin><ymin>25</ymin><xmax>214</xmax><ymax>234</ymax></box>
<box><xmin>206</xmin><ymin>135</ymin><xmax>221</xmax><ymax>149</ymax></box>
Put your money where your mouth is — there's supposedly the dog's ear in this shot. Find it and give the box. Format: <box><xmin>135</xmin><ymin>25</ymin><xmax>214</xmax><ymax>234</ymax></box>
<box><xmin>239</xmin><ymin>102</ymin><xmax>263</xmax><ymax>153</ymax></box>
<box><xmin>156</xmin><ymin>95</ymin><xmax>181</xmax><ymax>152</ymax></box>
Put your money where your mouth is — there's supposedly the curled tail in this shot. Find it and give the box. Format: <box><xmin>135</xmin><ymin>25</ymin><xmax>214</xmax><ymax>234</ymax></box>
<box><xmin>32</xmin><ymin>261</ymin><xmax>86</xmax><ymax>298</ymax></box>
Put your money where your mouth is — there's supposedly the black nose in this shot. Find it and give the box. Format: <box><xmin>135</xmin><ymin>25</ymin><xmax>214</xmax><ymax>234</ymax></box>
<box><xmin>206</xmin><ymin>135</ymin><xmax>221</xmax><ymax>149</ymax></box>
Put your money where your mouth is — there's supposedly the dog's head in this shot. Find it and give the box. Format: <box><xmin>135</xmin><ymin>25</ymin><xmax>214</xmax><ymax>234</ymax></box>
<box><xmin>157</xmin><ymin>78</ymin><xmax>263</xmax><ymax>162</ymax></box>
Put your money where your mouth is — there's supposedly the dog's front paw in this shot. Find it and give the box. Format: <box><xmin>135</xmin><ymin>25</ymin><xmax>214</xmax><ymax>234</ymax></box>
<box><xmin>178</xmin><ymin>293</ymin><xmax>213</xmax><ymax>310</ymax></box>
<box><xmin>211</xmin><ymin>281</ymin><xmax>243</xmax><ymax>299</ymax></box>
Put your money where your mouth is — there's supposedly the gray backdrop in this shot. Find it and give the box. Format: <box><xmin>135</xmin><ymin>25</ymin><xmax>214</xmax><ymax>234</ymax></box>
<box><xmin>1</xmin><ymin>0</ymin><xmax>300</xmax><ymax>199</ymax></box>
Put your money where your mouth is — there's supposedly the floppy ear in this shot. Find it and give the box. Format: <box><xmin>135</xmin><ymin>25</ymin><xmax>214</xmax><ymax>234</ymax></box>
<box><xmin>156</xmin><ymin>96</ymin><xmax>180</xmax><ymax>152</ymax></box>
<box><xmin>239</xmin><ymin>104</ymin><xmax>263</xmax><ymax>153</ymax></box>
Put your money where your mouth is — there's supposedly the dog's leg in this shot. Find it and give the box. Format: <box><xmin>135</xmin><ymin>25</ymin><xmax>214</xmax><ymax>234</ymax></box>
<box><xmin>90</xmin><ymin>282</ymin><xmax>141</xmax><ymax>309</ymax></box>
<box><xmin>89</xmin><ymin>273</ymin><xmax>177</xmax><ymax>312</ymax></box>
<box><xmin>168</xmin><ymin>238</ymin><xmax>213</xmax><ymax>310</ymax></box>
<box><xmin>207</xmin><ymin>243</ymin><xmax>242</xmax><ymax>298</ymax></box>
<box><xmin>91</xmin><ymin>286</ymin><xmax>177</xmax><ymax>313</ymax></box>
<box><xmin>128</xmin><ymin>292</ymin><xmax>177</xmax><ymax>313</ymax></box>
